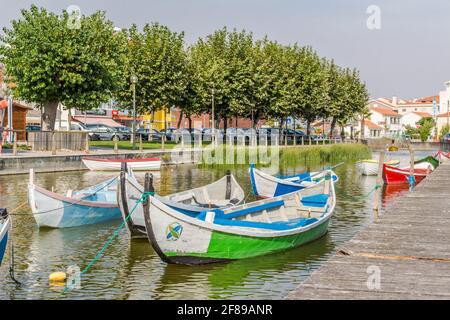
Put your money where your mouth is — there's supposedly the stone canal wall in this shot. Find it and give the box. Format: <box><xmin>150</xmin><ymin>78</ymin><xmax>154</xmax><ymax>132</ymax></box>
<box><xmin>0</xmin><ymin>149</ymin><xmax>200</xmax><ymax>175</ymax></box>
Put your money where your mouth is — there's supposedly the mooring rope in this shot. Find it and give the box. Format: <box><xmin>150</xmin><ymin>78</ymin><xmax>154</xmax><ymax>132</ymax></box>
<box><xmin>61</xmin><ymin>191</ymin><xmax>154</xmax><ymax>295</ymax></box>
<box><xmin>340</xmin><ymin>184</ymin><xmax>382</xmax><ymax>202</ymax></box>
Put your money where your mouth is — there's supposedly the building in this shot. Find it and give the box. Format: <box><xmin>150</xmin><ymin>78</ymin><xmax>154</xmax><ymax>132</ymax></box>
<box><xmin>437</xmin><ymin>112</ymin><xmax>450</xmax><ymax>137</ymax></box>
<box><xmin>0</xmin><ymin>98</ymin><xmax>33</xmax><ymax>141</ymax></box>
<box><xmin>366</xmin><ymin>100</ymin><xmax>402</xmax><ymax>137</ymax></box>
<box><xmin>400</xmin><ymin>111</ymin><xmax>432</xmax><ymax>130</ymax></box>
<box><xmin>439</xmin><ymin>81</ymin><xmax>450</xmax><ymax>120</ymax></box>
<box><xmin>359</xmin><ymin>119</ymin><xmax>382</xmax><ymax>138</ymax></box>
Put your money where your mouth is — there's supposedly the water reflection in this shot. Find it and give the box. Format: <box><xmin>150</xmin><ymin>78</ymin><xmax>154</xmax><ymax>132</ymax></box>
<box><xmin>0</xmin><ymin>151</ymin><xmax>432</xmax><ymax>299</ymax></box>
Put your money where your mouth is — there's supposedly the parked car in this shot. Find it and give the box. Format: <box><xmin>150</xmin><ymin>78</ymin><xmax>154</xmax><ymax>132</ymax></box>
<box><xmin>26</xmin><ymin>125</ymin><xmax>41</xmax><ymax>132</ymax></box>
<box><xmin>159</xmin><ymin>128</ymin><xmax>178</xmax><ymax>141</ymax></box>
<box><xmin>136</xmin><ymin>128</ymin><xmax>162</xmax><ymax>141</ymax></box>
<box><xmin>84</xmin><ymin>124</ymin><xmax>130</xmax><ymax>141</ymax></box>
<box><xmin>70</xmin><ymin>122</ymin><xmax>100</xmax><ymax>140</ymax></box>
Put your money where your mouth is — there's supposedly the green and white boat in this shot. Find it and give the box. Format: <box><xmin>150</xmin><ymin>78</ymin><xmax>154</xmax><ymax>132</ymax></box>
<box><xmin>141</xmin><ymin>171</ymin><xmax>336</xmax><ymax>265</ymax></box>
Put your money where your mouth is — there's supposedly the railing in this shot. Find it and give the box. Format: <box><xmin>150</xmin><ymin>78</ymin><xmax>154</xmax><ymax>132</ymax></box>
<box><xmin>0</xmin><ymin>128</ymin><xmax>353</xmax><ymax>156</ymax></box>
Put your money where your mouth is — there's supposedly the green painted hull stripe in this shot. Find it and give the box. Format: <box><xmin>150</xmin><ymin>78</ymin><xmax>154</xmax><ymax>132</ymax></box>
<box><xmin>165</xmin><ymin>220</ymin><xmax>330</xmax><ymax>260</ymax></box>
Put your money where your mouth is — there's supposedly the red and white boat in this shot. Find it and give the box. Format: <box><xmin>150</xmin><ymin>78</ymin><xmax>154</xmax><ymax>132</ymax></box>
<box><xmin>382</xmin><ymin>164</ymin><xmax>432</xmax><ymax>185</ymax></box>
<box><xmin>82</xmin><ymin>157</ymin><xmax>162</xmax><ymax>171</ymax></box>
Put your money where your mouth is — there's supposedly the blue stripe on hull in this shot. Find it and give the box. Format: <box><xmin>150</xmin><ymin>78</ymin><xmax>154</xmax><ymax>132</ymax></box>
<box><xmin>0</xmin><ymin>231</ymin><xmax>8</xmax><ymax>266</ymax></box>
<box><xmin>274</xmin><ymin>183</ymin><xmax>304</xmax><ymax>197</ymax></box>
<box><xmin>58</xmin><ymin>203</ymin><xmax>121</xmax><ymax>228</ymax></box>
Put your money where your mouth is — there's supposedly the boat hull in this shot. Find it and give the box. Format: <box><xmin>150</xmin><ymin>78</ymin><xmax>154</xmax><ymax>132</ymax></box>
<box><xmin>28</xmin><ymin>177</ymin><xmax>121</xmax><ymax>228</ymax></box>
<box><xmin>356</xmin><ymin>160</ymin><xmax>400</xmax><ymax>176</ymax></box>
<box><xmin>0</xmin><ymin>218</ymin><xmax>10</xmax><ymax>265</ymax></box>
<box><xmin>382</xmin><ymin>164</ymin><xmax>428</xmax><ymax>185</ymax></box>
<box><xmin>82</xmin><ymin>157</ymin><xmax>161</xmax><ymax>171</ymax></box>
<box><xmin>161</xmin><ymin>220</ymin><xmax>330</xmax><ymax>263</ymax></box>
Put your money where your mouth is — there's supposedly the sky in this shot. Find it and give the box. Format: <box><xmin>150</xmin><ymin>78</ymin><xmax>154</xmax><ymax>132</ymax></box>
<box><xmin>1</xmin><ymin>0</ymin><xmax>449</xmax><ymax>99</ymax></box>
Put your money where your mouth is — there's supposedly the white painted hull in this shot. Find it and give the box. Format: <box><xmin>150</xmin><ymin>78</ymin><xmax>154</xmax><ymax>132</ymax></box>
<box><xmin>28</xmin><ymin>170</ymin><xmax>121</xmax><ymax>228</ymax></box>
<box><xmin>356</xmin><ymin>160</ymin><xmax>400</xmax><ymax>176</ymax></box>
<box><xmin>82</xmin><ymin>158</ymin><xmax>161</xmax><ymax>171</ymax></box>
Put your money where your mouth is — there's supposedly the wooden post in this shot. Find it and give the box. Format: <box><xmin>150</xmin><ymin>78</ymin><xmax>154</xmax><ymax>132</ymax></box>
<box><xmin>85</xmin><ymin>133</ymin><xmax>90</xmax><ymax>154</ymax></box>
<box><xmin>161</xmin><ymin>134</ymin><xmax>165</xmax><ymax>150</ymax></box>
<box><xmin>409</xmin><ymin>145</ymin><xmax>415</xmax><ymax>190</ymax></box>
<box><xmin>13</xmin><ymin>132</ymin><xmax>17</xmax><ymax>156</ymax></box>
<box><xmin>309</xmin><ymin>136</ymin><xmax>312</xmax><ymax>145</ymax></box>
<box><xmin>373</xmin><ymin>151</ymin><xmax>385</xmax><ymax>219</ymax></box>
<box><xmin>139</xmin><ymin>134</ymin><xmax>143</xmax><ymax>152</ymax></box>
<box><xmin>114</xmin><ymin>135</ymin><xmax>118</xmax><ymax>154</ymax></box>
<box><xmin>51</xmin><ymin>132</ymin><xmax>56</xmax><ymax>155</ymax></box>
<box><xmin>301</xmin><ymin>136</ymin><xmax>304</xmax><ymax>146</ymax></box>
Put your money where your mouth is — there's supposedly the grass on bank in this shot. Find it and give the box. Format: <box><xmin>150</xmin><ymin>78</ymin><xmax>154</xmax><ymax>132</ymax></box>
<box><xmin>197</xmin><ymin>143</ymin><xmax>371</xmax><ymax>169</ymax></box>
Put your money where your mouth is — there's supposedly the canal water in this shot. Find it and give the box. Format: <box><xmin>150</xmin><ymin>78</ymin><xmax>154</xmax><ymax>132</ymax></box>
<box><xmin>0</xmin><ymin>150</ymin><xmax>434</xmax><ymax>299</ymax></box>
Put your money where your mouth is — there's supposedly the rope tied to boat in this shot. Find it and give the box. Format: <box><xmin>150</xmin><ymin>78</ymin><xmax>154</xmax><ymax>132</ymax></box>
<box><xmin>138</xmin><ymin>191</ymin><xmax>155</xmax><ymax>203</ymax></box>
<box><xmin>61</xmin><ymin>190</ymin><xmax>151</xmax><ymax>295</ymax></box>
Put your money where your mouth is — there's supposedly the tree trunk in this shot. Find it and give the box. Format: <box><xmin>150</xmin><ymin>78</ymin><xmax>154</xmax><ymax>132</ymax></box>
<box><xmin>306</xmin><ymin>120</ymin><xmax>311</xmax><ymax>136</ymax></box>
<box><xmin>360</xmin><ymin>115</ymin><xmax>365</xmax><ymax>139</ymax></box>
<box><xmin>330</xmin><ymin>117</ymin><xmax>337</xmax><ymax>138</ymax></box>
<box><xmin>188</xmin><ymin>116</ymin><xmax>192</xmax><ymax>132</ymax></box>
<box><xmin>340</xmin><ymin>126</ymin><xmax>345</xmax><ymax>140</ymax></box>
<box><xmin>176</xmin><ymin>110</ymin><xmax>183</xmax><ymax>129</ymax></box>
<box><xmin>41</xmin><ymin>101</ymin><xmax>59</xmax><ymax>131</ymax></box>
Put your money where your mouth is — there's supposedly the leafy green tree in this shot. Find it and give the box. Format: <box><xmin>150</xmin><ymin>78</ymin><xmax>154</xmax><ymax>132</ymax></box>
<box><xmin>0</xmin><ymin>5</ymin><xmax>125</xmax><ymax>130</ymax></box>
<box><xmin>440</xmin><ymin>124</ymin><xmax>450</xmax><ymax>138</ymax></box>
<box><xmin>417</xmin><ymin>117</ymin><xmax>434</xmax><ymax>142</ymax></box>
<box><xmin>115</xmin><ymin>23</ymin><xmax>187</xmax><ymax>120</ymax></box>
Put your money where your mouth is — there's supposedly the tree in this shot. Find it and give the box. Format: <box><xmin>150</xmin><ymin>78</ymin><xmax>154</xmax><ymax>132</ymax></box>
<box><xmin>417</xmin><ymin>117</ymin><xmax>434</xmax><ymax>142</ymax></box>
<box><xmin>0</xmin><ymin>6</ymin><xmax>125</xmax><ymax>130</ymax></box>
<box><xmin>115</xmin><ymin>23</ymin><xmax>187</xmax><ymax>119</ymax></box>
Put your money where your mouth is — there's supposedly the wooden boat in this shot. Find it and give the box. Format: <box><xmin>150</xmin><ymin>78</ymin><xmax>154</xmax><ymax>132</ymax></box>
<box><xmin>82</xmin><ymin>157</ymin><xmax>161</xmax><ymax>171</ymax></box>
<box><xmin>28</xmin><ymin>169</ymin><xmax>122</xmax><ymax>228</ymax></box>
<box><xmin>356</xmin><ymin>159</ymin><xmax>400</xmax><ymax>176</ymax></box>
<box><xmin>0</xmin><ymin>208</ymin><xmax>10</xmax><ymax>265</ymax></box>
<box><xmin>118</xmin><ymin>169</ymin><xmax>246</xmax><ymax>239</ymax></box>
<box><xmin>249</xmin><ymin>164</ymin><xmax>338</xmax><ymax>198</ymax></box>
<box><xmin>383</xmin><ymin>164</ymin><xmax>432</xmax><ymax>185</ymax></box>
<box><xmin>141</xmin><ymin>170</ymin><xmax>336</xmax><ymax>265</ymax></box>
<box><xmin>414</xmin><ymin>155</ymin><xmax>439</xmax><ymax>170</ymax></box>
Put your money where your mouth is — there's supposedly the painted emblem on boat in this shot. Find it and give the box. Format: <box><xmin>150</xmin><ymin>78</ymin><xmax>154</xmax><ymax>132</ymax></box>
<box><xmin>166</xmin><ymin>222</ymin><xmax>183</xmax><ymax>241</ymax></box>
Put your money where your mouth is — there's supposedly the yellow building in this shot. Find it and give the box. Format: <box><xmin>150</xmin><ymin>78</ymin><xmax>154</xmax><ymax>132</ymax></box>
<box><xmin>142</xmin><ymin>108</ymin><xmax>175</xmax><ymax>131</ymax></box>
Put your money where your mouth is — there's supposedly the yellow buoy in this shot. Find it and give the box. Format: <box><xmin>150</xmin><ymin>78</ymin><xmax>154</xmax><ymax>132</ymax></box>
<box><xmin>49</xmin><ymin>272</ymin><xmax>67</xmax><ymax>283</ymax></box>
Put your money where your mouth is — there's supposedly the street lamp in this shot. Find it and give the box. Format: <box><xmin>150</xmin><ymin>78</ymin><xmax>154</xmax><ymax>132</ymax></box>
<box><xmin>211</xmin><ymin>88</ymin><xmax>215</xmax><ymax>146</ymax></box>
<box><xmin>130</xmin><ymin>75</ymin><xmax>138</xmax><ymax>148</ymax></box>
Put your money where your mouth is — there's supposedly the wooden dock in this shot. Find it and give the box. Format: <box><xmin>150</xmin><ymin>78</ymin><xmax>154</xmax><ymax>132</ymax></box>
<box><xmin>288</xmin><ymin>160</ymin><xmax>450</xmax><ymax>300</ymax></box>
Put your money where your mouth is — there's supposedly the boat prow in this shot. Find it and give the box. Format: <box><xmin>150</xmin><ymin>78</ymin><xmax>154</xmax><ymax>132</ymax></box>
<box><xmin>0</xmin><ymin>208</ymin><xmax>11</xmax><ymax>266</ymax></box>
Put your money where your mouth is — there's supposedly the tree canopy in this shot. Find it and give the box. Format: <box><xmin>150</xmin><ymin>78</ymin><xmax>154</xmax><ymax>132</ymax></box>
<box><xmin>0</xmin><ymin>6</ymin><xmax>370</xmax><ymax>132</ymax></box>
<box><xmin>0</xmin><ymin>5</ymin><xmax>125</xmax><ymax>130</ymax></box>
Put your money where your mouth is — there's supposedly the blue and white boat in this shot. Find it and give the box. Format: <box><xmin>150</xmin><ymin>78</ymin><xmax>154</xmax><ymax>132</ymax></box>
<box><xmin>249</xmin><ymin>164</ymin><xmax>338</xmax><ymax>198</ymax></box>
<box><xmin>0</xmin><ymin>208</ymin><xmax>11</xmax><ymax>265</ymax></box>
<box><xmin>28</xmin><ymin>169</ymin><xmax>122</xmax><ymax>228</ymax></box>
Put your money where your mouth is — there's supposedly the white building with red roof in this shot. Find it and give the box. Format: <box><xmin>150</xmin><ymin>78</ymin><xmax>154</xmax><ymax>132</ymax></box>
<box><xmin>400</xmin><ymin>111</ymin><xmax>432</xmax><ymax>130</ymax></box>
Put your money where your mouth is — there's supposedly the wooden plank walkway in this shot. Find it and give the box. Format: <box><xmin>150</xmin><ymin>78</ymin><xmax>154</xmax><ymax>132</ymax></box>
<box><xmin>288</xmin><ymin>160</ymin><xmax>450</xmax><ymax>300</ymax></box>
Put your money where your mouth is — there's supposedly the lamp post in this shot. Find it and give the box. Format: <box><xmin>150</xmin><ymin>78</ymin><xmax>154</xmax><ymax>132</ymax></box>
<box><xmin>211</xmin><ymin>88</ymin><xmax>215</xmax><ymax>146</ymax></box>
<box><xmin>130</xmin><ymin>75</ymin><xmax>138</xmax><ymax>148</ymax></box>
